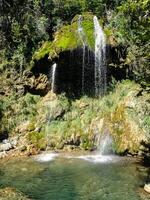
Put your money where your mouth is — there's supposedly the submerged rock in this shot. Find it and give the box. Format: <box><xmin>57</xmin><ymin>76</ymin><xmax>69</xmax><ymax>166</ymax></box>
<box><xmin>0</xmin><ymin>187</ymin><xmax>31</xmax><ymax>200</ymax></box>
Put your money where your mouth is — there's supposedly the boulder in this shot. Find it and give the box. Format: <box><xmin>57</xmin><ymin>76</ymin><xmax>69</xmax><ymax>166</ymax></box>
<box><xmin>0</xmin><ymin>142</ymin><xmax>12</xmax><ymax>152</ymax></box>
<box><xmin>25</xmin><ymin>73</ymin><xmax>50</xmax><ymax>96</ymax></box>
<box><xmin>144</xmin><ymin>184</ymin><xmax>150</xmax><ymax>194</ymax></box>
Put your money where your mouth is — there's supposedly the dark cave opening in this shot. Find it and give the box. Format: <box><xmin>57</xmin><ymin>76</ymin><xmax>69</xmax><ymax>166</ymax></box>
<box><xmin>31</xmin><ymin>45</ymin><xmax>129</xmax><ymax>98</ymax></box>
<box><xmin>53</xmin><ymin>47</ymin><xmax>95</xmax><ymax>98</ymax></box>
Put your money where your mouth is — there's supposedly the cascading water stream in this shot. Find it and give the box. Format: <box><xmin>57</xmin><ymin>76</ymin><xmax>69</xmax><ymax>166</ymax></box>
<box><xmin>78</xmin><ymin>15</ymin><xmax>86</xmax><ymax>95</ymax></box>
<box><xmin>97</xmin><ymin>133</ymin><xmax>113</xmax><ymax>155</ymax></box>
<box><xmin>93</xmin><ymin>16</ymin><xmax>106</xmax><ymax>96</ymax></box>
<box><xmin>51</xmin><ymin>63</ymin><xmax>57</xmax><ymax>93</ymax></box>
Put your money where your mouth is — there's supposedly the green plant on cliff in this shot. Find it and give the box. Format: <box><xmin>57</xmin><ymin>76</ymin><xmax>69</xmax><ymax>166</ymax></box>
<box><xmin>25</xmin><ymin>81</ymin><xmax>149</xmax><ymax>154</ymax></box>
<box><xmin>28</xmin><ymin>131</ymin><xmax>47</xmax><ymax>150</ymax></box>
<box><xmin>0</xmin><ymin>93</ymin><xmax>41</xmax><ymax>135</ymax></box>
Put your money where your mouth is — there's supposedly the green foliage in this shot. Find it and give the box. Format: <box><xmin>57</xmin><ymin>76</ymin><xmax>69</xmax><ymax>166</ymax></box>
<box><xmin>1</xmin><ymin>0</ymin><xmax>148</xmax><ymax>86</ymax></box>
<box><xmin>52</xmin><ymin>0</ymin><xmax>85</xmax><ymax>22</ymax></box>
<box><xmin>109</xmin><ymin>0</ymin><xmax>149</xmax><ymax>44</ymax></box>
<box><xmin>0</xmin><ymin>93</ymin><xmax>41</xmax><ymax>135</ymax></box>
<box><xmin>0</xmin><ymin>0</ymin><xmax>149</xmax><ymax>154</ymax></box>
<box><xmin>0</xmin><ymin>0</ymin><xmax>49</xmax><ymax>69</ymax></box>
<box><xmin>26</xmin><ymin>80</ymin><xmax>148</xmax><ymax>153</ymax></box>
<box><xmin>28</xmin><ymin>131</ymin><xmax>47</xmax><ymax>150</ymax></box>
<box><xmin>106</xmin><ymin>0</ymin><xmax>150</xmax><ymax>85</ymax></box>
<box><xmin>0</xmin><ymin>0</ymin><xmax>124</xmax><ymax>69</ymax></box>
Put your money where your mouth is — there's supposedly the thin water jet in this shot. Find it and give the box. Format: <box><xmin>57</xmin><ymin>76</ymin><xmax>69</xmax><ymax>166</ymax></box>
<box><xmin>51</xmin><ymin>63</ymin><xmax>57</xmax><ymax>93</ymax></box>
<box><xmin>93</xmin><ymin>16</ymin><xmax>106</xmax><ymax>96</ymax></box>
<box><xmin>78</xmin><ymin>15</ymin><xmax>86</xmax><ymax>95</ymax></box>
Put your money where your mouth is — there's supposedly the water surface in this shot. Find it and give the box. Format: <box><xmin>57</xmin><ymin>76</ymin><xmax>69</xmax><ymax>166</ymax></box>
<box><xmin>0</xmin><ymin>154</ymin><xmax>147</xmax><ymax>200</ymax></box>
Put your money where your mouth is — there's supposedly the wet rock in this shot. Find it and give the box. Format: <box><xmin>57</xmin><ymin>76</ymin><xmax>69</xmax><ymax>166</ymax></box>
<box><xmin>10</xmin><ymin>136</ymin><xmax>18</xmax><ymax>147</ymax></box>
<box><xmin>144</xmin><ymin>184</ymin><xmax>150</xmax><ymax>194</ymax></box>
<box><xmin>0</xmin><ymin>142</ymin><xmax>12</xmax><ymax>152</ymax></box>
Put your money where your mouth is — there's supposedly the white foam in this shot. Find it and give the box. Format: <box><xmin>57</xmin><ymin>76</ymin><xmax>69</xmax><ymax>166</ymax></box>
<box><xmin>33</xmin><ymin>153</ymin><xmax>58</xmax><ymax>162</ymax></box>
<box><xmin>73</xmin><ymin>155</ymin><xmax>119</xmax><ymax>163</ymax></box>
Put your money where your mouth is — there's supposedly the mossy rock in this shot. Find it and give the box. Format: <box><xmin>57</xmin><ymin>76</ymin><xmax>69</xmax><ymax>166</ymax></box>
<box><xmin>32</xmin><ymin>41</ymin><xmax>52</xmax><ymax>61</ymax></box>
<box><xmin>33</xmin><ymin>13</ymin><xmax>97</xmax><ymax>62</ymax></box>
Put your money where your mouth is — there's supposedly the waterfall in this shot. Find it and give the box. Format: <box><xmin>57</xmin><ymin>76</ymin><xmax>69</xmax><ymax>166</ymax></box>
<box><xmin>51</xmin><ymin>63</ymin><xmax>57</xmax><ymax>93</ymax></box>
<box><xmin>93</xmin><ymin>16</ymin><xmax>106</xmax><ymax>96</ymax></box>
<box><xmin>78</xmin><ymin>15</ymin><xmax>86</xmax><ymax>95</ymax></box>
<box><xmin>97</xmin><ymin>133</ymin><xmax>113</xmax><ymax>155</ymax></box>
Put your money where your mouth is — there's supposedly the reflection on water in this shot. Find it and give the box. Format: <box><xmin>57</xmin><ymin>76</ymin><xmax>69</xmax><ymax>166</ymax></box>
<box><xmin>0</xmin><ymin>154</ymin><xmax>147</xmax><ymax>200</ymax></box>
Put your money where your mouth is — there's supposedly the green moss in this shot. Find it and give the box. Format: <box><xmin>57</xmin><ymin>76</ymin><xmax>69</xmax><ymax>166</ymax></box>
<box><xmin>33</xmin><ymin>13</ymin><xmax>96</xmax><ymax>62</ymax></box>
<box><xmin>48</xmin><ymin>22</ymin><xmax>81</xmax><ymax>60</ymax></box>
<box><xmin>53</xmin><ymin>24</ymin><xmax>79</xmax><ymax>50</ymax></box>
<box><xmin>33</xmin><ymin>41</ymin><xmax>52</xmax><ymax>61</ymax></box>
<box><xmin>82</xmin><ymin>20</ymin><xmax>95</xmax><ymax>49</ymax></box>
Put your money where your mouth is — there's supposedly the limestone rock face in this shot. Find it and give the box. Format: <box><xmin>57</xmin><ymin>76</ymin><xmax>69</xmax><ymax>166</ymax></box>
<box><xmin>24</xmin><ymin>72</ymin><xmax>51</xmax><ymax>96</ymax></box>
<box><xmin>0</xmin><ymin>69</ymin><xmax>50</xmax><ymax>98</ymax></box>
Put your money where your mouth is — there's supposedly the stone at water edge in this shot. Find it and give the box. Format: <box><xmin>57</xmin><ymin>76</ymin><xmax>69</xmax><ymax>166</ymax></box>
<box><xmin>0</xmin><ymin>143</ymin><xmax>12</xmax><ymax>152</ymax></box>
<box><xmin>144</xmin><ymin>184</ymin><xmax>150</xmax><ymax>193</ymax></box>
